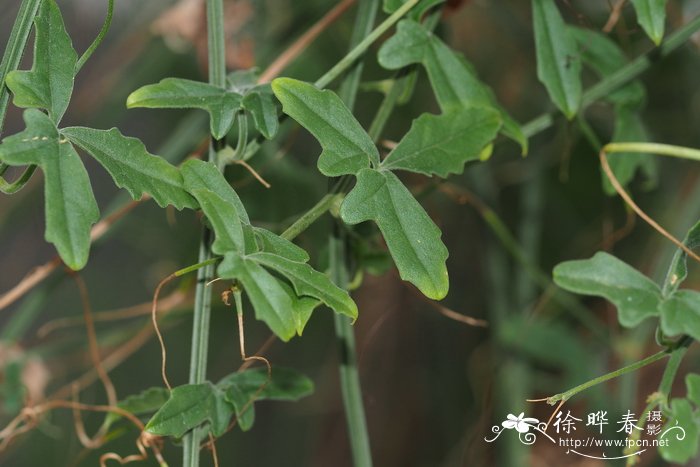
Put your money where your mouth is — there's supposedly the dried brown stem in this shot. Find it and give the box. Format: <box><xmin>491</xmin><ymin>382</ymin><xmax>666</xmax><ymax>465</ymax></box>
<box><xmin>603</xmin><ymin>0</ymin><xmax>627</xmax><ymax>33</ymax></box>
<box><xmin>258</xmin><ymin>0</ymin><xmax>356</xmax><ymax>83</ymax></box>
<box><xmin>37</xmin><ymin>289</ymin><xmax>187</xmax><ymax>337</ymax></box>
<box><xmin>0</xmin><ymin>200</ymin><xmax>142</xmax><ymax>312</ymax></box>
<box><xmin>232</xmin><ymin>159</ymin><xmax>271</xmax><ymax>188</ymax></box>
<box><xmin>600</xmin><ymin>151</ymin><xmax>700</xmax><ymax>264</ymax></box>
<box><xmin>152</xmin><ymin>274</ymin><xmax>178</xmax><ymax>391</ymax></box>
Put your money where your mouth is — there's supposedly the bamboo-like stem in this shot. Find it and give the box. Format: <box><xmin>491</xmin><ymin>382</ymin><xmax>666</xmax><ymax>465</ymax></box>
<box><xmin>182</xmin><ymin>0</ymin><xmax>226</xmax><ymax>465</ymax></box>
<box><xmin>0</xmin><ymin>0</ymin><xmax>41</xmax><ymax>136</ymax></box>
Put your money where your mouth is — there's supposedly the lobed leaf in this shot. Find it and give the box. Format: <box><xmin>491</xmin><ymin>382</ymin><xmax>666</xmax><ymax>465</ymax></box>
<box><xmin>180</xmin><ymin>159</ymin><xmax>250</xmax><ymax>223</ymax></box>
<box><xmin>662</xmin><ymin>220</ymin><xmax>700</xmax><ymax>297</ymax></box>
<box><xmin>242</xmin><ymin>85</ymin><xmax>279</xmax><ymax>139</ymax></box>
<box><xmin>381</xmin><ymin>107</ymin><xmax>501</xmax><ymax>176</ymax></box>
<box><xmin>532</xmin><ymin>0</ymin><xmax>581</xmax><ymax>119</ymax></box>
<box><xmin>188</xmin><ymin>189</ymin><xmax>245</xmax><ymax>254</ymax></box>
<box><xmin>249</xmin><ymin>252</ymin><xmax>358</xmax><ymax>319</ymax></box>
<box><xmin>126</xmin><ymin>78</ymin><xmax>242</xmax><ymax>139</ymax></box>
<box><xmin>553</xmin><ymin>252</ymin><xmax>662</xmax><ymax>327</ymax></box>
<box><xmin>145</xmin><ymin>383</ymin><xmax>232</xmax><ymax>438</ymax></box>
<box><xmin>0</xmin><ymin>109</ymin><xmax>98</xmax><ymax>270</ymax></box>
<box><xmin>285</xmin><ymin>284</ymin><xmax>320</xmax><ymax>335</ymax></box>
<box><xmin>218</xmin><ymin>254</ymin><xmax>297</xmax><ymax>341</ymax></box>
<box><xmin>631</xmin><ymin>0</ymin><xmax>668</xmax><ymax>46</ymax></box>
<box><xmin>377</xmin><ymin>20</ymin><xmax>527</xmax><ymax>153</ymax></box>
<box><xmin>340</xmin><ymin>168</ymin><xmax>449</xmax><ymax>300</ymax></box>
<box><xmin>271</xmin><ymin>78</ymin><xmax>376</xmax><ymax>176</ymax></box>
<box><xmin>181</xmin><ymin>159</ymin><xmax>257</xmax><ymax>253</ymax></box>
<box><xmin>217</xmin><ymin>366</ymin><xmax>314</xmax><ymax>431</ymax></box>
<box><xmin>5</xmin><ymin>0</ymin><xmax>77</xmax><ymax>123</ymax></box>
<box><xmin>105</xmin><ymin>387</ymin><xmax>170</xmax><ymax>428</ymax></box>
<box><xmin>569</xmin><ymin>27</ymin><xmax>645</xmax><ymax>107</ymax></box>
<box><xmin>659</xmin><ymin>290</ymin><xmax>700</xmax><ymax>341</ymax></box>
<box><xmin>62</xmin><ymin>126</ymin><xmax>196</xmax><ymax>210</ymax></box>
<box><xmin>659</xmin><ymin>398</ymin><xmax>700</xmax><ymax>463</ymax></box>
<box><xmin>253</xmin><ymin>227</ymin><xmax>309</xmax><ymax>262</ymax></box>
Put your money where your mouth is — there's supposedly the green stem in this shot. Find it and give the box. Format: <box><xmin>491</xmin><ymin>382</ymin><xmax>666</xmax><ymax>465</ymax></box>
<box><xmin>328</xmin><ymin>2</ymin><xmax>382</xmax><ymax>465</ymax></box>
<box><xmin>603</xmin><ymin>142</ymin><xmax>700</xmax><ymax>162</ymax></box>
<box><xmin>314</xmin><ymin>0</ymin><xmax>419</xmax><ymax>89</ymax></box>
<box><xmin>623</xmin><ymin>337</ymin><xmax>692</xmax><ymax>461</ymax></box>
<box><xmin>0</xmin><ymin>0</ymin><xmax>41</xmax><ymax>136</ymax></box>
<box><xmin>0</xmin><ymin>164</ymin><xmax>37</xmax><ymax>194</ymax></box>
<box><xmin>183</xmin><ymin>0</ymin><xmax>226</xmax><ymax>465</ymax></box>
<box><xmin>281</xmin><ymin>193</ymin><xmax>341</xmax><ymax>241</ymax></box>
<box><xmin>331</xmin><ymin>234</ymin><xmax>373</xmax><ymax>467</ymax></box>
<box><xmin>545</xmin><ymin>349</ymin><xmax>671</xmax><ymax>405</ymax></box>
<box><xmin>175</xmin><ymin>257</ymin><xmax>221</xmax><ymax>277</ymax></box>
<box><xmin>521</xmin><ymin>14</ymin><xmax>700</xmax><ymax>138</ymax></box>
<box><xmin>75</xmin><ymin>0</ymin><xmax>114</xmax><ymax>72</ymax></box>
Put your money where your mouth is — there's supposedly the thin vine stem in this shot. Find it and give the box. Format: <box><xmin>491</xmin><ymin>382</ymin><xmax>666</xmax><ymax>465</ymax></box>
<box><xmin>0</xmin><ymin>164</ymin><xmax>37</xmax><ymax>194</ymax></box>
<box><xmin>0</xmin><ymin>0</ymin><xmax>41</xmax><ymax>136</ymax></box>
<box><xmin>330</xmin><ymin>0</ymin><xmax>380</xmax><ymax>463</ymax></box>
<box><xmin>603</xmin><ymin>142</ymin><xmax>700</xmax><ymax>162</ymax></box>
<box><xmin>533</xmin><ymin>349</ymin><xmax>670</xmax><ymax>405</ymax></box>
<box><xmin>520</xmin><ymin>14</ymin><xmax>700</xmax><ymax>138</ymax></box>
<box><xmin>183</xmin><ymin>0</ymin><xmax>226</xmax><ymax>465</ymax></box>
<box><xmin>314</xmin><ymin>0</ymin><xmax>419</xmax><ymax>89</ymax></box>
<box><xmin>75</xmin><ymin>0</ymin><xmax>114</xmax><ymax>72</ymax></box>
<box><xmin>281</xmin><ymin>193</ymin><xmax>342</xmax><ymax>240</ymax></box>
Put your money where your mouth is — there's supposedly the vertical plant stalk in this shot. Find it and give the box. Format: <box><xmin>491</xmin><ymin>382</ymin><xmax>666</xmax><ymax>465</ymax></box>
<box><xmin>182</xmin><ymin>0</ymin><xmax>226</xmax><ymax>466</ymax></box>
<box><xmin>331</xmin><ymin>233</ymin><xmax>372</xmax><ymax>467</ymax></box>
<box><xmin>331</xmin><ymin>1</ymin><xmax>379</xmax><ymax>465</ymax></box>
<box><xmin>0</xmin><ymin>0</ymin><xmax>41</xmax><ymax>136</ymax></box>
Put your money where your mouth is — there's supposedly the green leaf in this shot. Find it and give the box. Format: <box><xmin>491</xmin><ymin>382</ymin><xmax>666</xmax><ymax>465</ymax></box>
<box><xmin>377</xmin><ymin>20</ymin><xmax>527</xmax><ymax>153</ymax></box>
<box><xmin>181</xmin><ymin>159</ymin><xmax>257</xmax><ymax>253</ymax></box>
<box><xmin>686</xmin><ymin>374</ymin><xmax>700</xmax><ymax>408</ymax></box>
<box><xmin>378</xmin><ymin>20</ymin><xmax>491</xmax><ymax>111</ymax></box>
<box><xmin>126</xmin><ymin>78</ymin><xmax>242</xmax><ymax>139</ymax></box>
<box><xmin>145</xmin><ymin>382</ymin><xmax>233</xmax><ymax>438</ymax></box>
<box><xmin>569</xmin><ymin>27</ymin><xmax>645</xmax><ymax>107</ymax></box>
<box><xmin>532</xmin><ymin>0</ymin><xmax>582</xmax><ymax>119</ymax></box>
<box><xmin>279</xmin><ymin>279</ymin><xmax>321</xmax><ymax>335</ymax></box>
<box><xmin>5</xmin><ymin>0</ymin><xmax>77</xmax><ymax>123</ymax></box>
<box><xmin>341</xmin><ymin>168</ymin><xmax>449</xmax><ymax>300</ymax></box>
<box><xmin>659</xmin><ymin>290</ymin><xmax>700</xmax><ymax>341</ymax></box>
<box><xmin>227</xmin><ymin>69</ymin><xmax>259</xmax><ymax>93</ymax></box>
<box><xmin>552</xmin><ymin>252</ymin><xmax>662</xmax><ymax>327</ymax></box>
<box><xmin>271</xmin><ymin>78</ymin><xmax>376</xmax><ymax>175</ymax></box>
<box><xmin>106</xmin><ymin>387</ymin><xmax>170</xmax><ymax>428</ymax></box>
<box><xmin>602</xmin><ymin>104</ymin><xmax>655</xmax><ymax>195</ymax></box>
<box><xmin>249</xmin><ymin>252</ymin><xmax>358</xmax><ymax>319</ymax></box>
<box><xmin>218</xmin><ymin>254</ymin><xmax>296</xmax><ymax>341</ymax></box>
<box><xmin>662</xmin><ymin>220</ymin><xmax>700</xmax><ymax>297</ymax></box>
<box><xmin>217</xmin><ymin>367</ymin><xmax>314</xmax><ymax>432</ymax></box>
<box><xmin>659</xmin><ymin>398</ymin><xmax>700</xmax><ymax>463</ymax></box>
<box><xmin>189</xmin><ymin>189</ymin><xmax>245</xmax><ymax>254</ymax></box>
<box><xmin>0</xmin><ymin>109</ymin><xmax>98</xmax><ymax>270</ymax></box>
<box><xmin>62</xmin><ymin>126</ymin><xmax>196</xmax><ymax>210</ymax></box>
<box><xmin>180</xmin><ymin>159</ymin><xmax>250</xmax><ymax>224</ymax></box>
<box><xmin>381</xmin><ymin>107</ymin><xmax>501</xmax><ymax>176</ymax></box>
<box><xmin>632</xmin><ymin>0</ymin><xmax>668</xmax><ymax>46</ymax></box>
<box><xmin>254</xmin><ymin>227</ymin><xmax>309</xmax><ymax>262</ymax></box>
<box><xmin>242</xmin><ymin>85</ymin><xmax>279</xmax><ymax>139</ymax></box>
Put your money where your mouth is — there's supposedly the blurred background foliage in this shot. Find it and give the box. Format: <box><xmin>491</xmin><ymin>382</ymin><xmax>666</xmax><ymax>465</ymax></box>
<box><xmin>2</xmin><ymin>0</ymin><xmax>700</xmax><ymax>466</ymax></box>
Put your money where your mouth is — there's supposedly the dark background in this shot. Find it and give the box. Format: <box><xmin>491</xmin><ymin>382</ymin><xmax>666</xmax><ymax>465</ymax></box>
<box><xmin>2</xmin><ymin>1</ymin><xmax>700</xmax><ymax>465</ymax></box>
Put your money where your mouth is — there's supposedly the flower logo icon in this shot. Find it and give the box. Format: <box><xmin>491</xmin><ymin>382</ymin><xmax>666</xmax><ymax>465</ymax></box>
<box><xmin>502</xmin><ymin>413</ymin><xmax>539</xmax><ymax>433</ymax></box>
